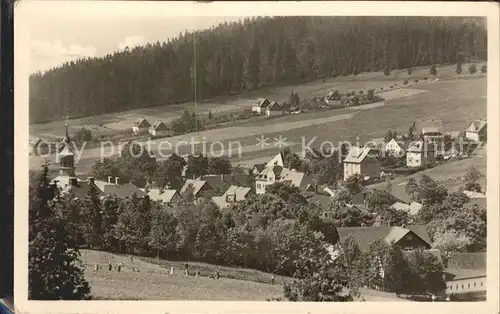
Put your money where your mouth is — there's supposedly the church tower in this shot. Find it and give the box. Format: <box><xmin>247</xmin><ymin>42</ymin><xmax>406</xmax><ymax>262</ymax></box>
<box><xmin>59</xmin><ymin>119</ymin><xmax>76</xmax><ymax>177</ymax></box>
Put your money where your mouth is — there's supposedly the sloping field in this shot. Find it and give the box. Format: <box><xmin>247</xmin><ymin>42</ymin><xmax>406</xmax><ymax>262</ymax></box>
<box><xmin>29</xmin><ymin>63</ymin><xmax>485</xmax><ymax>139</ymax></box>
<box><xmin>81</xmin><ymin>250</ymin><xmax>284</xmax><ymax>300</ymax></box>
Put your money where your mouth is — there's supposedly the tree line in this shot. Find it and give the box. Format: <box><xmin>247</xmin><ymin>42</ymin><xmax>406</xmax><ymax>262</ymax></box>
<box><xmin>29</xmin><ymin>16</ymin><xmax>486</xmax><ymax>123</ymax></box>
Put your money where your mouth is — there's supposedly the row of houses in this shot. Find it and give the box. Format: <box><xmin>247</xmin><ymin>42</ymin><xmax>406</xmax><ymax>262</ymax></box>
<box><xmin>132</xmin><ymin>118</ymin><xmax>168</xmax><ymax>136</ymax></box>
<box><xmin>251</xmin><ymin>98</ymin><xmax>285</xmax><ymax>117</ymax></box>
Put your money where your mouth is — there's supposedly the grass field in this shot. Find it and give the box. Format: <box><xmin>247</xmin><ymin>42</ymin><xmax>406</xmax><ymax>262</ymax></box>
<box><xmin>81</xmin><ymin>250</ymin><xmax>285</xmax><ymax>300</ymax></box>
<box><xmin>81</xmin><ymin>250</ymin><xmax>408</xmax><ymax>301</ymax></box>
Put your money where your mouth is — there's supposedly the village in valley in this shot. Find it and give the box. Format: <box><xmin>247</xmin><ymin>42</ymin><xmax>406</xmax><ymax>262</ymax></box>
<box><xmin>27</xmin><ymin>15</ymin><xmax>488</xmax><ymax>302</ymax></box>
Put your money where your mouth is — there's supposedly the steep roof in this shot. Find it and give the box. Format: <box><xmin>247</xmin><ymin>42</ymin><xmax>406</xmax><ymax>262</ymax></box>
<box><xmin>421</xmin><ymin>127</ymin><xmax>441</xmax><ymax>135</ymax></box>
<box><xmin>414</xmin><ymin>119</ymin><xmax>444</xmax><ymax>135</ymax></box>
<box><xmin>406</xmin><ymin>140</ymin><xmax>435</xmax><ymax>153</ymax></box>
<box><xmin>265</xmin><ymin>152</ymin><xmax>284</xmax><ymax>168</ymax></box>
<box><xmin>407</xmin><ymin>225</ymin><xmax>432</xmax><ymax>245</ymax></box>
<box><xmin>267</xmin><ymin>101</ymin><xmax>282</xmax><ymax>111</ymax></box>
<box><xmin>147</xmin><ymin>189</ymin><xmax>180</xmax><ymax>203</ymax></box>
<box><xmin>59</xmin><ymin>179</ymin><xmax>102</xmax><ymax>200</ymax></box>
<box><xmin>150</xmin><ymin>120</ymin><xmax>168</xmax><ymax>131</ymax></box>
<box><xmin>446</xmin><ymin>252</ymin><xmax>486</xmax><ymax>270</ymax></box>
<box><xmin>336</xmin><ymin>225</ymin><xmax>431</xmax><ymax>253</ymax></box>
<box><xmin>180</xmin><ymin>179</ymin><xmax>207</xmax><ymax>197</ymax></box>
<box><xmin>469</xmin><ymin>119</ymin><xmax>487</xmax><ymax>133</ymax></box>
<box><xmin>94</xmin><ymin>180</ymin><xmax>147</xmax><ymax>198</ymax></box>
<box><xmin>256</xmin><ymin>165</ymin><xmax>284</xmax><ymax>180</ymax></box>
<box><xmin>445</xmin><ymin>252</ymin><xmax>487</xmax><ymax>280</ymax></box>
<box><xmin>135</xmin><ymin>117</ymin><xmax>151</xmax><ymax>127</ymax></box>
<box><xmin>252</xmin><ymin>163</ymin><xmax>266</xmax><ymax>173</ymax></box>
<box><xmin>29</xmin><ymin>136</ymin><xmax>42</xmax><ymax>147</ymax></box>
<box><xmin>254</xmin><ymin>98</ymin><xmax>271</xmax><ymax>108</ymax></box>
<box><xmin>224</xmin><ymin>185</ymin><xmax>252</xmax><ymax>201</ymax></box>
<box><xmin>343</xmin><ymin>146</ymin><xmax>378</xmax><ymax>164</ymax></box>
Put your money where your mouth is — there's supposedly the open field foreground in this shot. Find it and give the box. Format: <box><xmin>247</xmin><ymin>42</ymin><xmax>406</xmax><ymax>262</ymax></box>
<box><xmin>81</xmin><ymin>250</ymin><xmax>408</xmax><ymax>301</ymax></box>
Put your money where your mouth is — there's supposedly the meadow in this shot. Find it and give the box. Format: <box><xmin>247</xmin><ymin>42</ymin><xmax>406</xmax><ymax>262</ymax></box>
<box><xmin>81</xmin><ymin>249</ymin><xmax>408</xmax><ymax>301</ymax></box>
<box><xmin>29</xmin><ymin>64</ymin><xmax>486</xmax><ymax>177</ymax></box>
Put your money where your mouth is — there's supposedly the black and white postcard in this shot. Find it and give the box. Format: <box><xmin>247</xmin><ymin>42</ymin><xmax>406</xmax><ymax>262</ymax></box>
<box><xmin>14</xmin><ymin>1</ymin><xmax>499</xmax><ymax>313</ymax></box>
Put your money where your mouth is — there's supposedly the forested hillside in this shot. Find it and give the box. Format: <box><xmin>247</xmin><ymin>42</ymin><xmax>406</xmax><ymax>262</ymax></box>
<box><xmin>29</xmin><ymin>16</ymin><xmax>486</xmax><ymax>124</ymax></box>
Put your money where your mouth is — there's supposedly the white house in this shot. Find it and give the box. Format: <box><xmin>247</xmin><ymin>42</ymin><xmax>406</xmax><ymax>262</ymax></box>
<box><xmin>255</xmin><ymin>165</ymin><xmax>284</xmax><ymax>194</ymax></box>
<box><xmin>133</xmin><ymin>118</ymin><xmax>151</xmax><ymax>135</ymax></box>
<box><xmin>406</xmin><ymin>140</ymin><xmax>435</xmax><ymax>168</ymax></box>
<box><xmin>465</xmin><ymin>119</ymin><xmax>487</xmax><ymax>142</ymax></box>
<box><xmin>343</xmin><ymin>146</ymin><xmax>381</xmax><ymax>181</ymax></box>
<box><xmin>266</xmin><ymin>152</ymin><xmax>284</xmax><ymax>168</ymax></box>
<box><xmin>413</xmin><ymin>119</ymin><xmax>444</xmax><ymax>143</ymax></box>
<box><xmin>251</xmin><ymin>98</ymin><xmax>271</xmax><ymax>115</ymax></box>
<box><xmin>385</xmin><ymin>138</ymin><xmax>407</xmax><ymax>157</ymax></box>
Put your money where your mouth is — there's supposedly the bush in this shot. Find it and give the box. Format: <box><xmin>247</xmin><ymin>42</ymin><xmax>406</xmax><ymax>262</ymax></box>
<box><xmin>424</xmin><ymin>77</ymin><xmax>428</xmax><ymax>80</ymax></box>
<box><xmin>359</xmin><ymin>90</ymin><xmax>364</xmax><ymax>95</ymax></box>
<box><xmin>414</xmin><ymin>79</ymin><xmax>419</xmax><ymax>83</ymax></box>
<box><xmin>481</xmin><ymin>65</ymin><xmax>487</xmax><ymax>73</ymax></box>
<box><xmin>430</xmin><ymin>65</ymin><xmax>438</xmax><ymax>76</ymax></box>
<box><xmin>403</xmin><ymin>80</ymin><xmax>408</xmax><ymax>85</ymax></box>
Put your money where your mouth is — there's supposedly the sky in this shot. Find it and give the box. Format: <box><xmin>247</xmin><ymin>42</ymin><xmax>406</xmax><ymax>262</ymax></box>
<box><xmin>16</xmin><ymin>1</ymin><xmax>243</xmax><ymax>74</ymax></box>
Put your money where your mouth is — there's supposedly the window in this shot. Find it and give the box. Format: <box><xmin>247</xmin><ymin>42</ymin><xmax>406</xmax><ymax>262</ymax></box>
<box><xmin>474</xmin><ymin>282</ymin><xmax>476</xmax><ymax>287</ymax></box>
<box><xmin>450</xmin><ymin>285</ymin><xmax>452</xmax><ymax>291</ymax></box>
<box><xmin>481</xmin><ymin>282</ymin><xmax>483</xmax><ymax>287</ymax></box>
<box><xmin>456</xmin><ymin>284</ymin><xmax>458</xmax><ymax>290</ymax></box>
<box><xmin>462</xmin><ymin>284</ymin><xmax>464</xmax><ymax>290</ymax></box>
<box><xmin>468</xmin><ymin>283</ymin><xmax>470</xmax><ymax>288</ymax></box>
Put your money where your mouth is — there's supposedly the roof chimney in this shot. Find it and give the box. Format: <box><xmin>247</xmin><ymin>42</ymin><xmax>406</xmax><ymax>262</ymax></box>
<box><xmin>115</xmin><ymin>177</ymin><xmax>120</xmax><ymax>185</ymax></box>
<box><xmin>108</xmin><ymin>176</ymin><xmax>113</xmax><ymax>183</ymax></box>
<box><xmin>88</xmin><ymin>177</ymin><xmax>95</xmax><ymax>185</ymax></box>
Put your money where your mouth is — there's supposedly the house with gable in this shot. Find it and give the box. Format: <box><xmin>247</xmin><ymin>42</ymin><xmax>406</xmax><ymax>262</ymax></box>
<box><xmin>343</xmin><ymin>146</ymin><xmax>381</xmax><ymax>181</ymax></box>
<box><xmin>211</xmin><ymin>185</ymin><xmax>254</xmax><ymax>209</ymax></box>
<box><xmin>390</xmin><ymin>201</ymin><xmax>423</xmax><ymax>216</ymax></box>
<box><xmin>412</xmin><ymin>119</ymin><xmax>444</xmax><ymax>142</ymax></box>
<box><xmin>133</xmin><ymin>117</ymin><xmax>151</xmax><ymax>135</ymax></box>
<box><xmin>406</xmin><ymin>140</ymin><xmax>436</xmax><ymax>168</ymax></box>
<box><xmin>251</xmin><ymin>98</ymin><xmax>271</xmax><ymax>115</ymax></box>
<box><xmin>385</xmin><ymin>138</ymin><xmax>408</xmax><ymax>157</ymax></box>
<box><xmin>146</xmin><ymin>188</ymin><xmax>182</xmax><ymax>206</ymax></box>
<box><xmin>465</xmin><ymin>118</ymin><xmax>487</xmax><ymax>142</ymax></box>
<box><xmin>149</xmin><ymin>120</ymin><xmax>169</xmax><ymax>137</ymax></box>
<box><xmin>180</xmin><ymin>179</ymin><xmax>211</xmax><ymax>204</ymax></box>
<box><xmin>335</xmin><ymin>225</ymin><xmax>432</xmax><ymax>253</ymax></box>
<box><xmin>266</xmin><ymin>101</ymin><xmax>283</xmax><ymax>117</ymax></box>
<box><xmin>324</xmin><ymin>90</ymin><xmax>342</xmax><ymax>106</ymax></box>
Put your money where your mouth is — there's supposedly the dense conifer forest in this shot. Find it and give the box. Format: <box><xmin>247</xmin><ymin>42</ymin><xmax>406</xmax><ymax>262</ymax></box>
<box><xmin>29</xmin><ymin>16</ymin><xmax>486</xmax><ymax>124</ymax></box>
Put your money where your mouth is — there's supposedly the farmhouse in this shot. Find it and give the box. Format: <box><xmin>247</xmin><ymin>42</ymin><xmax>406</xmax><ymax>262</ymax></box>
<box><xmin>445</xmin><ymin>252</ymin><xmax>486</xmax><ymax>300</ymax></box>
<box><xmin>149</xmin><ymin>120</ymin><xmax>168</xmax><ymax>137</ymax></box>
<box><xmin>146</xmin><ymin>188</ymin><xmax>182</xmax><ymax>206</ymax></box>
<box><xmin>413</xmin><ymin>119</ymin><xmax>444</xmax><ymax>142</ymax></box>
<box><xmin>406</xmin><ymin>140</ymin><xmax>436</xmax><ymax>168</ymax></box>
<box><xmin>385</xmin><ymin>138</ymin><xmax>407</xmax><ymax>157</ymax></box>
<box><xmin>251</xmin><ymin>98</ymin><xmax>271</xmax><ymax>114</ymax></box>
<box><xmin>212</xmin><ymin>185</ymin><xmax>254</xmax><ymax>209</ymax></box>
<box><xmin>343</xmin><ymin>146</ymin><xmax>381</xmax><ymax>181</ymax></box>
<box><xmin>335</xmin><ymin>225</ymin><xmax>432</xmax><ymax>253</ymax></box>
<box><xmin>29</xmin><ymin>136</ymin><xmax>45</xmax><ymax>156</ymax></box>
<box><xmin>324</xmin><ymin>90</ymin><xmax>341</xmax><ymax>105</ymax></box>
<box><xmin>266</xmin><ymin>101</ymin><xmax>283</xmax><ymax>117</ymax></box>
<box><xmin>465</xmin><ymin>118</ymin><xmax>487</xmax><ymax>142</ymax></box>
<box><xmin>180</xmin><ymin>179</ymin><xmax>211</xmax><ymax>203</ymax></box>
<box><xmin>133</xmin><ymin>117</ymin><xmax>151</xmax><ymax>135</ymax></box>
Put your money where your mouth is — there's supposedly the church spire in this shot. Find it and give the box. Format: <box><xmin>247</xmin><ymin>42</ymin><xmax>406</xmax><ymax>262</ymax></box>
<box><xmin>63</xmin><ymin>117</ymin><xmax>71</xmax><ymax>144</ymax></box>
